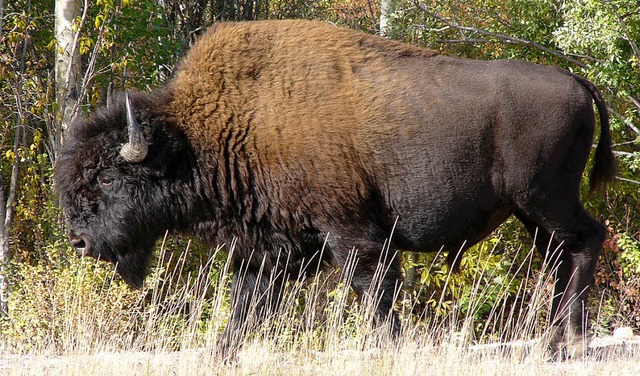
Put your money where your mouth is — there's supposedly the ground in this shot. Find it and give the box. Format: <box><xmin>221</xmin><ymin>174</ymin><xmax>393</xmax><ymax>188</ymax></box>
<box><xmin>2</xmin><ymin>335</ymin><xmax>640</xmax><ymax>375</ymax></box>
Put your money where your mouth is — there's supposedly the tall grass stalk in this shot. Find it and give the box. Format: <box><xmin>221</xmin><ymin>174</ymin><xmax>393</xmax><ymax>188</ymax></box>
<box><xmin>1</xmin><ymin>237</ymin><xmax>639</xmax><ymax>375</ymax></box>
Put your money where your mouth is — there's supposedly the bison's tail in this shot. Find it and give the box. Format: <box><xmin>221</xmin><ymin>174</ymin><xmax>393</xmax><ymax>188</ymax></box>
<box><xmin>572</xmin><ymin>74</ymin><xmax>616</xmax><ymax>192</ymax></box>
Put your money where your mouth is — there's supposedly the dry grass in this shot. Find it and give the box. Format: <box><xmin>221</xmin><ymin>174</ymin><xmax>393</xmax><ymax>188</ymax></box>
<box><xmin>2</xmin><ymin>338</ymin><xmax>640</xmax><ymax>375</ymax></box>
<box><xmin>1</xmin><ymin>240</ymin><xmax>639</xmax><ymax>375</ymax></box>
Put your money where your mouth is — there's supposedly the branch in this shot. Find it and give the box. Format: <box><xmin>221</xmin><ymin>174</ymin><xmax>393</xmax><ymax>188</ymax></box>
<box><xmin>365</xmin><ymin>0</ymin><xmax>377</xmax><ymax>33</ymax></box>
<box><xmin>7</xmin><ymin>1</ymin><xmax>30</xmax><ymax>232</ymax></box>
<box><xmin>0</xmin><ymin>0</ymin><xmax>4</xmax><ymax>42</ymax></box>
<box><xmin>628</xmin><ymin>95</ymin><xmax>640</xmax><ymax>113</ymax></box>
<box><xmin>415</xmin><ymin>2</ymin><xmax>590</xmax><ymax>69</ymax></box>
<box><xmin>616</xmin><ymin>176</ymin><xmax>640</xmax><ymax>186</ymax></box>
<box><xmin>613</xmin><ymin>140</ymin><xmax>640</xmax><ymax>148</ymax></box>
<box><xmin>68</xmin><ymin>23</ymin><xmax>107</xmax><ymax>127</ymax></box>
<box><xmin>613</xmin><ymin>151</ymin><xmax>639</xmax><ymax>157</ymax></box>
<box><xmin>603</xmin><ymin>0</ymin><xmax>640</xmax><ymax>62</ymax></box>
<box><xmin>608</xmin><ymin>106</ymin><xmax>640</xmax><ymax>136</ymax></box>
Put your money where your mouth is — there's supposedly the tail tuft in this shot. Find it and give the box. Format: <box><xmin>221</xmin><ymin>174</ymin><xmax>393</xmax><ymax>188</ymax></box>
<box><xmin>568</xmin><ymin>73</ymin><xmax>616</xmax><ymax>192</ymax></box>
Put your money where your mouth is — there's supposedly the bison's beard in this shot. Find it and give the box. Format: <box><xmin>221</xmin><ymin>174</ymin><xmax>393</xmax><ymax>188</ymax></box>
<box><xmin>114</xmin><ymin>247</ymin><xmax>153</xmax><ymax>289</ymax></box>
<box><xmin>91</xmin><ymin>233</ymin><xmax>156</xmax><ymax>289</ymax></box>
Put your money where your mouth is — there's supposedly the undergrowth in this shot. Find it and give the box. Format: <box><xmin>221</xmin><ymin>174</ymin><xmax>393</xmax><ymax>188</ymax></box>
<box><xmin>0</xmin><ymin>233</ymin><xmax>565</xmax><ymax>356</ymax></box>
<box><xmin>2</xmin><ymin>233</ymin><xmax>640</xmax><ymax>375</ymax></box>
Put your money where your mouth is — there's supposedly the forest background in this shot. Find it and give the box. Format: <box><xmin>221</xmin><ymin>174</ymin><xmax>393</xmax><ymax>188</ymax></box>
<box><xmin>0</xmin><ymin>0</ymin><xmax>639</xmax><ymax>360</ymax></box>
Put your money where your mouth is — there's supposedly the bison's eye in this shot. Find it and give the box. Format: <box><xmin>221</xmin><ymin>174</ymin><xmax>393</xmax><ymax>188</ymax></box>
<box><xmin>97</xmin><ymin>171</ymin><xmax>116</xmax><ymax>188</ymax></box>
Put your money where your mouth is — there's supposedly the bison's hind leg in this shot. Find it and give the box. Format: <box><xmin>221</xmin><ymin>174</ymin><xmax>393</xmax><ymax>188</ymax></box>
<box><xmin>515</xmin><ymin>199</ymin><xmax>605</xmax><ymax>358</ymax></box>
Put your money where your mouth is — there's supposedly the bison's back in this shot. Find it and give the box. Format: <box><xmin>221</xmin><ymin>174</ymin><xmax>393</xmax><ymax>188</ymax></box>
<box><xmin>168</xmin><ymin>20</ymin><xmax>436</xmax><ymax>152</ymax></box>
<box><xmin>354</xmin><ymin>57</ymin><xmax>598</xmax><ymax>251</ymax></box>
<box><xmin>166</xmin><ymin>20</ymin><xmax>599</xmax><ymax>253</ymax></box>
<box><xmin>166</xmin><ymin>20</ymin><xmax>441</xmax><ymax>218</ymax></box>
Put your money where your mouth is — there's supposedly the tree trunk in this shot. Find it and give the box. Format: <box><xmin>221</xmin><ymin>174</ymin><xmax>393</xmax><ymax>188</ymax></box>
<box><xmin>0</xmin><ymin>0</ymin><xmax>5</xmax><ymax>319</ymax></box>
<box><xmin>0</xmin><ymin>179</ymin><xmax>7</xmax><ymax>317</ymax></box>
<box><xmin>404</xmin><ymin>252</ymin><xmax>416</xmax><ymax>293</ymax></box>
<box><xmin>0</xmin><ymin>184</ymin><xmax>9</xmax><ymax>317</ymax></box>
<box><xmin>0</xmin><ymin>175</ymin><xmax>10</xmax><ymax>317</ymax></box>
<box><xmin>0</xmin><ymin>122</ymin><xmax>21</xmax><ymax>318</ymax></box>
<box><xmin>0</xmin><ymin>0</ymin><xmax>4</xmax><ymax>42</ymax></box>
<box><xmin>380</xmin><ymin>0</ymin><xmax>395</xmax><ymax>36</ymax></box>
<box><xmin>0</xmin><ymin>0</ymin><xmax>29</xmax><ymax>318</ymax></box>
<box><xmin>54</xmin><ymin>0</ymin><xmax>81</xmax><ymax>153</ymax></box>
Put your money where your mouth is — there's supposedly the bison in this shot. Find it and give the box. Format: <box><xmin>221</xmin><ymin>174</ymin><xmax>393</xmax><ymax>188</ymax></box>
<box><xmin>55</xmin><ymin>20</ymin><xmax>615</xmax><ymax>357</ymax></box>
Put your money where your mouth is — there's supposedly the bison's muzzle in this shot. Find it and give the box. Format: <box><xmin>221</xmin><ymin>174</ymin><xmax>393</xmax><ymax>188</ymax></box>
<box><xmin>68</xmin><ymin>230</ymin><xmax>93</xmax><ymax>257</ymax></box>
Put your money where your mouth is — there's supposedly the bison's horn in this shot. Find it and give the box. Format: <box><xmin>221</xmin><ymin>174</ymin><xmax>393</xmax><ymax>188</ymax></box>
<box><xmin>120</xmin><ymin>93</ymin><xmax>148</xmax><ymax>163</ymax></box>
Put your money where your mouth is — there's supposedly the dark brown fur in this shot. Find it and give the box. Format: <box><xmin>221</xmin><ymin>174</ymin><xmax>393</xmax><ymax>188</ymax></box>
<box><xmin>55</xmin><ymin>20</ymin><xmax>615</xmax><ymax>358</ymax></box>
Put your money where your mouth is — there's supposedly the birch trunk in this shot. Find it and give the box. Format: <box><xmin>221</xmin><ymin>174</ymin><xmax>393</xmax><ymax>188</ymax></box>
<box><xmin>380</xmin><ymin>0</ymin><xmax>396</xmax><ymax>36</ymax></box>
<box><xmin>54</xmin><ymin>0</ymin><xmax>81</xmax><ymax>152</ymax></box>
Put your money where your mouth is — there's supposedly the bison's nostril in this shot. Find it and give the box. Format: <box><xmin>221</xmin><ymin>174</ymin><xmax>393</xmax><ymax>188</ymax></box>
<box><xmin>71</xmin><ymin>237</ymin><xmax>86</xmax><ymax>249</ymax></box>
<box><xmin>68</xmin><ymin>230</ymin><xmax>92</xmax><ymax>256</ymax></box>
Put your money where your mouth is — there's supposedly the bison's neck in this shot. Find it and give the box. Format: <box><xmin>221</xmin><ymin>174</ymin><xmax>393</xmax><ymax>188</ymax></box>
<box><xmin>160</xmin><ymin>75</ymin><xmax>263</xmax><ymax>233</ymax></box>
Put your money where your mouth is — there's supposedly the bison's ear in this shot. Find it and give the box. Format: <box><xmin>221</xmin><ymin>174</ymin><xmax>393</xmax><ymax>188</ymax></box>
<box><xmin>120</xmin><ymin>93</ymin><xmax>149</xmax><ymax>163</ymax></box>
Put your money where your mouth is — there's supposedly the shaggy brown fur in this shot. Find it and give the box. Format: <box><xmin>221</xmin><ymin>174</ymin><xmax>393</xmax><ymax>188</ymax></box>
<box><xmin>56</xmin><ymin>20</ymin><xmax>614</xmax><ymax>359</ymax></box>
<box><xmin>167</xmin><ymin>20</ymin><xmax>439</xmax><ymax>234</ymax></box>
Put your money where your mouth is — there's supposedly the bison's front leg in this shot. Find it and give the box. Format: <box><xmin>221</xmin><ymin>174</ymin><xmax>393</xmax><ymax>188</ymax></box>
<box><xmin>350</xmin><ymin>254</ymin><xmax>403</xmax><ymax>338</ymax></box>
<box><xmin>328</xmin><ymin>231</ymin><xmax>403</xmax><ymax>339</ymax></box>
<box><xmin>216</xmin><ymin>261</ymin><xmax>286</xmax><ymax>360</ymax></box>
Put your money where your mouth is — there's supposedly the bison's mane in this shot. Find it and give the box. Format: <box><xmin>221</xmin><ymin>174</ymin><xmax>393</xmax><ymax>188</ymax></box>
<box><xmin>64</xmin><ymin>90</ymin><xmax>173</xmax><ymax>146</ymax></box>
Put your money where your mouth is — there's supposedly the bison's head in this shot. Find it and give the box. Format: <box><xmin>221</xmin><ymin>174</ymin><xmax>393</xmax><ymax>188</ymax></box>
<box><xmin>55</xmin><ymin>91</ymin><xmax>195</xmax><ymax>288</ymax></box>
